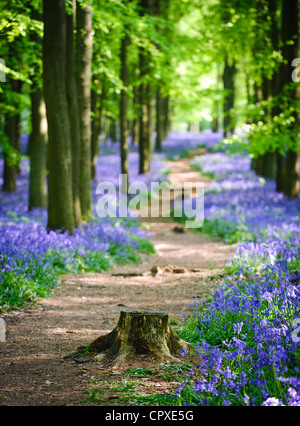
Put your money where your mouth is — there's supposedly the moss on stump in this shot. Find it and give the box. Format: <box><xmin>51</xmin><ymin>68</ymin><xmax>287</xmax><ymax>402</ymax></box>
<box><xmin>64</xmin><ymin>310</ymin><xmax>193</xmax><ymax>366</ymax></box>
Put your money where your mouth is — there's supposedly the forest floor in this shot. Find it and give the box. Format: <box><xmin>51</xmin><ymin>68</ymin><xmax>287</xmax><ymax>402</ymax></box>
<box><xmin>0</xmin><ymin>153</ymin><xmax>235</xmax><ymax>406</ymax></box>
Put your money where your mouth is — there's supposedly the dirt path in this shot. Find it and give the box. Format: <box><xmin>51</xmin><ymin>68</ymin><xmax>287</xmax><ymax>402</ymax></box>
<box><xmin>0</xmin><ymin>154</ymin><xmax>235</xmax><ymax>406</ymax></box>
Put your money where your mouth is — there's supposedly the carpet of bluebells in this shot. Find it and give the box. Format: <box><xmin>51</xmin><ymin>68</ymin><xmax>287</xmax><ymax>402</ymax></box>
<box><xmin>0</xmin><ymin>131</ymin><xmax>217</xmax><ymax>311</ymax></box>
<box><xmin>175</xmin><ymin>149</ymin><xmax>300</xmax><ymax>406</ymax></box>
<box><xmin>2</xmin><ymin>131</ymin><xmax>300</xmax><ymax>406</ymax></box>
<box><xmin>0</xmin><ymin>137</ymin><xmax>167</xmax><ymax>311</ymax></box>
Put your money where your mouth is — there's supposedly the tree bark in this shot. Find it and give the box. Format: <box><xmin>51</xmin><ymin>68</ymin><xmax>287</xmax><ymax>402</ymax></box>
<box><xmin>276</xmin><ymin>152</ymin><xmax>285</xmax><ymax>193</ymax></box>
<box><xmin>28</xmin><ymin>7</ymin><xmax>48</xmax><ymax>210</ymax></box>
<box><xmin>211</xmin><ymin>100</ymin><xmax>220</xmax><ymax>132</ymax></box>
<box><xmin>280</xmin><ymin>0</ymin><xmax>299</xmax><ymax>198</ymax></box>
<box><xmin>109</xmin><ymin>119</ymin><xmax>118</xmax><ymax>143</ymax></box>
<box><xmin>29</xmin><ymin>89</ymin><xmax>48</xmax><ymax>209</ymax></box>
<box><xmin>91</xmin><ymin>83</ymin><xmax>103</xmax><ymax>180</ymax></box>
<box><xmin>138</xmin><ymin>50</ymin><xmax>151</xmax><ymax>174</ymax></box>
<box><xmin>76</xmin><ymin>0</ymin><xmax>93</xmax><ymax>219</ymax></box>
<box><xmin>132</xmin><ymin>86</ymin><xmax>140</xmax><ymax>146</ymax></box>
<box><xmin>2</xmin><ymin>77</ymin><xmax>22</xmax><ymax>193</ymax></box>
<box><xmin>155</xmin><ymin>88</ymin><xmax>163</xmax><ymax>151</ymax></box>
<box><xmin>66</xmin><ymin>1</ymin><xmax>82</xmax><ymax>226</ymax></box>
<box><xmin>223</xmin><ymin>56</ymin><xmax>236</xmax><ymax>137</ymax></box>
<box><xmin>64</xmin><ymin>310</ymin><xmax>194</xmax><ymax>366</ymax></box>
<box><xmin>285</xmin><ymin>149</ymin><xmax>299</xmax><ymax>198</ymax></box>
<box><xmin>162</xmin><ymin>95</ymin><xmax>171</xmax><ymax>140</ymax></box>
<box><xmin>120</xmin><ymin>33</ymin><xmax>130</xmax><ymax>192</ymax></box>
<box><xmin>138</xmin><ymin>0</ymin><xmax>154</xmax><ymax>174</ymax></box>
<box><xmin>261</xmin><ymin>152</ymin><xmax>275</xmax><ymax>179</ymax></box>
<box><xmin>2</xmin><ymin>114</ymin><xmax>17</xmax><ymax>193</ymax></box>
<box><xmin>43</xmin><ymin>0</ymin><xmax>75</xmax><ymax>232</ymax></box>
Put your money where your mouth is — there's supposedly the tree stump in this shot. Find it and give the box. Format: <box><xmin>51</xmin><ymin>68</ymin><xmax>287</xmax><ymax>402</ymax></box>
<box><xmin>64</xmin><ymin>310</ymin><xmax>194</xmax><ymax>366</ymax></box>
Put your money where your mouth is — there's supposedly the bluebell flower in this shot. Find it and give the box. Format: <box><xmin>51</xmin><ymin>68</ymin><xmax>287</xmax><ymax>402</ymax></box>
<box><xmin>262</xmin><ymin>398</ymin><xmax>285</xmax><ymax>406</ymax></box>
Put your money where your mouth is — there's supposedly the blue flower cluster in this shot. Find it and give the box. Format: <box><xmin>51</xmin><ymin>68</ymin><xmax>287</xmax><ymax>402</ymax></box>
<box><xmin>0</xmin><ymin>145</ymin><xmax>167</xmax><ymax>310</ymax></box>
<box><xmin>192</xmin><ymin>152</ymin><xmax>300</xmax><ymax>243</ymax></box>
<box><xmin>176</xmin><ymin>150</ymin><xmax>300</xmax><ymax>406</ymax></box>
<box><xmin>1</xmin><ymin>131</ymin><xmax>217</xmax><ymax>310</ymax></box>
<box><xmin>158</xmin><ymin>131</ymin><xmax>222</xmax><ymax>160</ymax></box>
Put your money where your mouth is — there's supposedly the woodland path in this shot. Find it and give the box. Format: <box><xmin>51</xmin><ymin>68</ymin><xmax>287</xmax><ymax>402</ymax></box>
<box><xmin>0</xmin><ymin>151</ymin><xmax>234</xmax><ymax>406</ymax></box>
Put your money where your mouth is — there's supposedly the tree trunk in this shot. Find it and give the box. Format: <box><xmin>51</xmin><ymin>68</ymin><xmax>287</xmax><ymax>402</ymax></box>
<box><xmin>29</xmin><ymin>89</ymin><xmax>48</xmax><ymax>209</ymax></box>
<box><xmin>266</xmin><ymin>0</ymin><xmax>279</xmax><ymax>184</ymax></box>
<box><xmin>91</xmin><ymin>84</ymin><xmax>103</xmax><ymax>180</ymax></box>
<box><xmin>76</xmin><ymin>0</ymin><xmax>93</xmax><ymax>219</ymax></box>
<box><xmin>261</xmin><ymin>152</ymin><xmax>275</xmax><ymax>179</ymax></box>
<box><xmin>276</xmin><ymin>153</ymin><xmax>285</xmax><ymax>193</ymax></box>
<box><xmin>138</xmin><ymin>84</ymin><xmax>151</xmax><ymax>174</ymax></box>
<box><xmin>110</xmin><ymin>119</ymin><xmax>118</xmax><ymax>143</ymax></box>
<box><xmin>104</xmin><ymin>117</ymin><xmax>110</xmax><ymax>144</ymax></box>
<box><xmin>162</xmin><ymin>95</ymin><xmax>171</xmax><ymax>140</ymax></box>
<box><xmin>132</xmin><ymin>86</ymin><xmax>140</xmax><ymax>146</ymax></box>
<box><xmin>120</xmin><ymin>33</ymin><xmax>130</xmax><ymax>192</ymax></box>
<box><xmin>268</xmin><ymin>0</ymin><xmax>282</xmax><ymax>188</ymax></box>
<box><xmin>2</xmin><ymin>78</ymin><xmax>22</xmax><ymax>192</ymax></box>
<box><xmin>223</xmin><ymin>56</ymin><xmax>236</xmax><ymax>137</ymax></box>
<box><xmin>138</xmin><ymin>0</ymin><xmax>153</xmax><ymax>174</ymax></box>
<box><xmin>28</xmin><ymin>7</ymin><xmax>48</xmax><ymax>210</ymax></box>
<box><xmin>138</xmin><ymin>48</ymin><xmax>151</xmax><ymax>174</ymax></box>
<box><xmin>2</xmin><ymin>114</ymin><xmax>17</xmax><ymax>193</ymax></box>
<box><xmin>66</xmin><ymin>1</ymin><xmax>82</xmax><ymax>227</ymax></box>
<box><xmin>14</xmin><ymin>111</ymin><xmax>21</xmax><ymax>174</ymax></box>
<box><xmin>285</xmin><ymin>150</ymin><xmax>299</xmax><ymax>197</ymax></box>
<box><xmin>64</xmin><ymin>310</ymin><xmax>194</xmax><ymax>366</ymax></box>
<box><xmin>155</xmin><ymin>88</ymin><xmax>163</xmax><ymax>151</ymax></box>
<box><xmin>281</xmin><ymin>0</ymin><xmax>299</xmax><ymax>198</ymax></box>
<box><xmin>260</xmin><ymin>76</ymin><xmax>275</xmax><ymax>178</ymax></box>
<box><xmin>43</xmin><ymin>0</ymin><xmax>75</xmax><ymax>232</ymax></box>
<box><xmin>211</xmin><ymin>100</ymin><xmax>220</xmax><ymax>132</ymax></box>
<box><xmin>148</xmin><ymin>88</ymin><xmax>155</xmax><ymax>160</ymax></box>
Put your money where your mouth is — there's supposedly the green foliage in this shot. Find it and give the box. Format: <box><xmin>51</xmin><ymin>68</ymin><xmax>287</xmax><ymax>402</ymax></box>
<box><xmin>84</xmin><ymin>363</ymin><xmax>193</xmax><ymax>406</ymax></box>
<box><xmin>0</xmin><ymin>257</ymin><xmax>59</xmax><ymax>311</ymax></box>
<box><xmin>0</xmin><ymin>231</ymin><xmax>155</xmax><ymax>312</ymax></box>
<box><xmin>0</xmin><ymin>135</ymin><xmax>22</xmax><ymax>166</ymax></box>
<box><xmin>222</xmin><ymin>83</ymin><xmax>299</xmax><ymax>158</ymax></box>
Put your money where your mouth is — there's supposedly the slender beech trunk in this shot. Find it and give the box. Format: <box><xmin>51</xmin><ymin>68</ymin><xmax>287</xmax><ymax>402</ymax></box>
<box><xmin>223</xmin><ymin>56</ymin><xmax>236</xmax><ymax>137</ymax></box>
<box><xmin>15</xmin><ymin>112</ymin><xmax>21</xmax><ymax>174</ymax></box>
<box><xmin>211</xmin><ymin>99</ymin><xmax>219</xmax><ymax>132</ymax></box>
<box><xmin>104</xmin><ymin>117</ymin><xmax>110</xmax><ymax>143</ymax></box>
<box><xmin>261</xmin><ymin>76</ymin><xmax>275</xmax><ymax>179</ymax></box>
<box><xmin>281</xmin><ymin>0</ymin><xmax>299</xmax><ymax>198</ymax></box>
<box><xmin>66</xmin><ymin>2</ymin><xmax>82</xmax><ymax>226</ymax></box>
<box><xmin>120</xmin><ymin>33</ymin><xmax>130</xmax><ymax>192</ymax></box>
<box><xmin>91</xmin><ymin>85</ymin><xmax>103</xmax><ymax>180</ymax></box>
<box><xmin>43</xmin><ymin>0</ymin><xmax>75</xmax><ymax>232</ymax></box>
<box><xmin>138</xmin><ymin>51</ymin><xmax>151</xmax><ymax>174</ymax></box>
<box><xmin>29</xmin><ymin>89</ymin><xmax>48</xmax><ymax>209</ymax></box>
<box><xmin>256</xmin><ymin>1</ymin><xmax>276</xmax><ymax>180</ymax></box>
<box><xmin>76</xmin><ymin>1</ymin><xmax>93</xmax><ymax>219</ymax></box>
<box><xmin>2</xmin><ymin>78</ymin><xmax>22</xmax><ymax>192</ymax></box>
<box><xmin>155</xmin><ymin>88</ymin><xmax>163</xmax><ymax>151</ymax></box>
<box><xmin>110</xmin><ymin>119</ymin><xmax>118</xmax><ymax>143</ymax></box>
<box><xmin>29</xmin><ymin>7</ymin><xmax>48</xmax><ymax>209</ymax></box>
<box><xmin>132</xmin><ymin>86</ymin><xmax>139</xmax><ymax>146</ymax></box>
<box><xmin>2</xmin><ymin>113</ymin><xmax>17</xmax><ymax>192</ymax></box>
<box><xmin>162</xmin><ymin>95</ymin><xmax>170</xmax><ymax>140</ymax></box>
<box><xmin>138</xmin><ymin>0</ymin><xmax>153</xmax><ymax>174</ymax></box>
<box><xmin>267</xmin><ymin>0</ymin><xmax>284</xmax><ymax>191</ymax></box>
<box><xmin>148</xmin><ymin>90</ymin><xmax>154</xmax><ymax>160</ymax></box>
<box><xmin>2</xmin><ymin>41</ymin><xmax>22</xmax><ymax>191</ymax></box>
